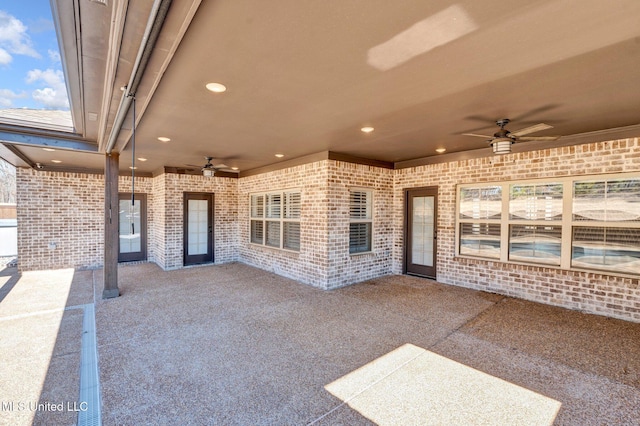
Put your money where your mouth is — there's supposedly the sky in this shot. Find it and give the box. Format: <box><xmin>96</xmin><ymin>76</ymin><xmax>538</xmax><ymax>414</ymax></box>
<box><xmin>0</xmin><ymin>1</ymin><xmax>69</xmax><ymax>110</ymax></box>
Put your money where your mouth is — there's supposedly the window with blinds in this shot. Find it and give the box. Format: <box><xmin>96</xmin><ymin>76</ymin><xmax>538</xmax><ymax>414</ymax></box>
<box><xmin>250</xmin><ymin>190</ymin><xmax>301</xmax><ymax>251</ymax></box>
<box><xmin>349</xmin><ymin>189</ymin><xmax>373</xmax><ymax>254</ymax></box>
<box><xmin>456</xmin><ymin>173</ymin><xmax>640</xmax><ymax>276</ymax></box>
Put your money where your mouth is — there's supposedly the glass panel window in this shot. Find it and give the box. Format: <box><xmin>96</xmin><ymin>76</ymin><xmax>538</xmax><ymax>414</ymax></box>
<box><xmin>573</xmin><ymin>178</ymin><xmax>640</xmax><ymax>222</ymax></box>
<box><xmin>457</xmin><ymin>174</ymin><xmax>640</xmax><ymax>276</ymax></box>
<box><xmin>283</xmin><ymin>222</ymin><xmax>301</xmax><ymax>251</ymax></box>
<box><xmin>283</xmin><ymin>191</ymin><xmax>301</xmax><ymax>219</ymax></box>
<box><xmin>119</xmin><ymin>199</ymin><xmax>141</xmax><ymax>253</ymax></box>
<box><xmin>572</xmin><ymin>227</ymin><xmax>640</xmax><ymax>274</ymax></box>
<box><xmin>509</xmin><ymin>225</ymin><xmax>561</xmax><ymax>266</ymax></box>
<box><xmin>349</xmin><ymin>222</ymin><xmax>372</xmax><ymax>254</ymax></box>
<box><xmin>510</xmin><ymin>183</ymin><xmax>562</xmax><ymax>220</ymax></box>
<box><xmin>266</xmin><ymin>194</ymin><xmax>281</xmax><ymax>218</ymax></box>
<box><xmin>459</xmin><ymin>223</ymin><xmax>501</xmax><ymax>258</ymax></box>
<box><xmin>349</xmin><ymin>190</ymin><xmax>373</xmax><ymax>254</ymax></box>
<box><xmin>265</xmin><ymin>221</ymin><xmax>280</xmax><ymax>247</ymax></box>
<box><xmin>250</xmin><ymin>220</ymin><xmax>263</xmax><ymax>244</ymax></box>
<box><xmin>251</xmin><ymin>195</ymin><xmax>264</xmax><ymax>218</ymax></box>
<box><xmin>459</xmin><ymin>186</ymin><xmax>502</xmax><ymax>220</ymax></box>
<box><xmin>350</xmin><ymin>190</ymin><xmax>372</xmax><ymax>220</ymax></box>
<box><xmin>250</xmin><ymin>190</ymin><xmax>300</xmax><ymax>251</ymax></box>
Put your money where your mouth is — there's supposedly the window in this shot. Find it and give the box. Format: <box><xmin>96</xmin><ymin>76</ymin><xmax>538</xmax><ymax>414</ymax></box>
<box><xmin>250</xmin><ymin>190</ymin><xmax>300</xmax><ymax>251</ymax></box>
<box><xmin>458</xmin><ymin>186</ymin><xmax>501</xmax><ymax>258</ymax></box>
<box><xmin>349</xmin><ymin>189</ymin><xmax>373</xmax><ymax>254</ymax></box>
<box><xmin>571</xmin><ymin>178</ymin><xmax>640</xmax><ymax>274</ymax></box>
<box><xmin>456</xmin><ymin>174</ymin><xmax>640</xmax><ymax>276</ymax></box>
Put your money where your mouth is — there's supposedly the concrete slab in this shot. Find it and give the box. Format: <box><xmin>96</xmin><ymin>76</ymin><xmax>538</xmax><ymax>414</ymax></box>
<box><xmin>2</xmin><ymin>262</ymin><xmax>639</xmax><ymax>425</ymax></box>
<box><xmin>0</xmin><ymin>267</ymin><xmax>94</xmax><ymax>426</ymax></box>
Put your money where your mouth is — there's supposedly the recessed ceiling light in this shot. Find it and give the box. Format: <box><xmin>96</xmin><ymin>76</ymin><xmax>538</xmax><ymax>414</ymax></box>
<box><xmin>275</xmin><ymin>154</ymin><xmax>284</xmax><ymax>158</ymax></box>
<box><xmin>231</xmin><ymin>167</ymin><xmax>238</xmax><ymax>171</ymax></box>
<box><xmin>137</xmin><ymin>157</ymin><xmax>148</xmax><ymax>162</ymax></box>
<box><xmin>206</xmin><ymin>82</ymin><xmax>227</xmax><ymax>93</ymax></box>
<box><xmin>51</xmin><ymin>160</ymin><xmax>62</xmax><ymax>163</ymax></box>
<box><xmin>157</xmin><ymin>136</ymin><xmax>170</xmax><ymax>142</ymax></box>
<box><xmin>129</xmin><ymin>166</ymin><xmax>137</xmax><ymax>170</ymax></box>
<box><xmin>42</xmin><ymin>148</ymin><xmax>56</xmax><ymax>152</ymax></box>
<box><xmin>436</xmin><ymin>148</ymin><xmax>447</xmax><ymax>153</ymax></box>
<box><xmin>360</xmin><ymin>126</ymin><xmax>374</xmax><ymax>133</ymax></box>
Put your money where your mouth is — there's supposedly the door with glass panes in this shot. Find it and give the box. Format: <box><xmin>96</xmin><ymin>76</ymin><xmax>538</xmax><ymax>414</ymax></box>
<box><xmin>405</xmin><ymin>187</ymin><xmax>438</xmax><ymax>278</ymax></box>
<box><xmin>183</xmin><ymin>193</ymin><xmax>214</xmax><ymax>265</ymax></box>
<box><xmin>118</xmin><ymin>193</ymin><xmax>147</xmax><ymax>262</ymax></box>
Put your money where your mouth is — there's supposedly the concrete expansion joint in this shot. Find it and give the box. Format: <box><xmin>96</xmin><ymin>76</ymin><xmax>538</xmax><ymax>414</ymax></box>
<box><xmin>430</xmin><ymin>295</ymin><xmax>507</xmax><ymax>349</ymax></box>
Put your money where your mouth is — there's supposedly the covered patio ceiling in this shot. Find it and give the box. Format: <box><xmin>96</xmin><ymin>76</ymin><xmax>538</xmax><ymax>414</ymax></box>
<box><xmin>2</xmin><ymin>0</ymin><xmax>640</xmax><ymax>175</ymax></box>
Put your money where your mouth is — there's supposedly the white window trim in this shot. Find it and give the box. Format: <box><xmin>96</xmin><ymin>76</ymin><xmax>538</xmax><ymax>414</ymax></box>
<box><xmin>250</xmin><ymin>189</ymin><xmax>301</xmax><ymax>252</ymax></box>
<box><xmin>455</xmin><ymin>172</ymin><xmax>640</xmax><ymax>277</ymax></box>
<box><xmin>349</xmin><ymin>188</ymin><xmax>374</xmax><ymax>255</ymax></box>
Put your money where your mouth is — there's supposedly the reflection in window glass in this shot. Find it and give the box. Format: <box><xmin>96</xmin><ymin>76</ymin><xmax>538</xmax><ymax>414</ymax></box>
<box><xmin>459</xmin><ymin>186</ymin><xmax>502</xmax><ymax>220</ymax></box>
<box><xmin>459</xmin><ymin>223</ymin><xmax>501</xmax><ymax>258</ymax></box>
<box><xmin>509</xmin><ymin>225</ymin><xmax>561</xmax><ymax>266</ymax></box>
<box><xmin>510</xmin><ymin>183</ymin><xmax>563</xmax><ymax>220</ymax></box>
<box><xmin>573</xmin><ymin>178</ymin><xmax>640</xmax><ymax>222</ymax></box>
<box><xmin>572</xmin><ymin>227</ymin><xmax>640</xmax><ymax>274</ymax></box>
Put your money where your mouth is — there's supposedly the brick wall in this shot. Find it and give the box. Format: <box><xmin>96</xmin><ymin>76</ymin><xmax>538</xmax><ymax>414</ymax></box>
<box><xmin>326</xmin><ymin>160</ymin><xmax>394</xmax><ymax>289</ymax></box>
<box><xmin>15</xmin><ymin>138</ymin><xmax>640</xmax><ymax>322</ymax></box>
<box><xmin>238</xmin><ymin>161</ymin><xmax>330</xmax><ymax>287</ymax></box>
<box><xmin>16</xmin><ymin>169</ymin><xmax>153</xmax><ymax>271</ymax></box>
<box><xmin>393</xmin><ymin>138</ymin><xmax>640</xmax><ymax>322</ymax></box>
<box><xmin>160</xmin><ymin>173</ymin><xmax>238</xmax><ymax>269</ymax></box>
<box><xmin>237</xmin><ymin>160</ymin><xmax>394</xmax><ymax>289</ymax></box>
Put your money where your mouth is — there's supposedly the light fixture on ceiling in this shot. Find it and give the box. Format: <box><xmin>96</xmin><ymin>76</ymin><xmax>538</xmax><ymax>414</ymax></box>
<box><xmin>231</xmin><ymin>167</ymin><xmax>239</xmax><ymax>171</ymax></box>
<box><xmin>157</xmin><ymin>136</ymin><xmax>170</xmax><ymax>142</ymax></box>
<box><xmin>137</xmin><ymin>157</ymin><xmax>148</xmax><ymax>162</ymax></box>
<box><xmin>490</xmin><ymin>138</ymin><xmax>513</xmax><ymax>155</ymax></box>
<box><xmin>275</xmin><ymin>153</ymin><xmax>284</xmax><ymax>158</ymax></box>
<box><xmin>43</xmin><ymin>147</ymin><xmax>56</xmax><ymax>152</ymax></box>
<box><xmin>435</xmin><ymin>148</ymin><xmax>446</xmax><ymax>154</ymax></box>
<box><xmin>129</xmin><ymin>166</ymin><xmax>137</xmax><ymax>170</ymax></box>
<box><xmin>206</xmin><ymin>82</ymin><xmax>227</xmax><ymax>93</ymax></box>
<box><xmin>360</xmin><ymin>126</ymin><xmax>374</xmax><ymax>133</ymax></box>
<box><xmin>51</xmin><ymin>160</ymin><xmax>62</xmax><ymax>163</ymax></box>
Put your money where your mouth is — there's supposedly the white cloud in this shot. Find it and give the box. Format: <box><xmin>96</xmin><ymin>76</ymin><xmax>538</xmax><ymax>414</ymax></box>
<box><xmin>48</xmin><ymin>49</ymin><xmax>60</xmax><ymax>63</ymax></box>
<box><xmin>0</xmin><ymin>10</ymin><xmax>40</xmax><ymax>61</ymax></box>
<box><xmin>26</xmin><ymin>68</ymin><xmax>69</xmax><ymax>109</ymax></box>
<box><xmin>0</xmin><ymin>88</ymin><xmax>27</xmax><ymax>107</ymax></box>
<box><xmin>0</xmin><ymin>47</ymin><xmax>11</xmax><ymax>65</ymax></box>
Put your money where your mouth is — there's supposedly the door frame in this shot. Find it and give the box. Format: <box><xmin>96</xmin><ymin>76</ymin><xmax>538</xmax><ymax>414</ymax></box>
<box><xmin>118</xmin><ymin>193</ymin><xmax>147</xmax><ymax>262</ymax></box>
<box><xmin>183</xmin><ymin>192</ymin><xmax>214</xmax><ymax>266</ymax></box>
<box><xmin>403</xmin><ymin>186</ymin><xmax>438</xmax><ymax>278</ymax></box>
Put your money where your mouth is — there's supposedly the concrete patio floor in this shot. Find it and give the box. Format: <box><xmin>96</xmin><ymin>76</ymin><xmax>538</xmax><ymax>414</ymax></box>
<box><xmin>1</xmin><ymin>262</ymin><xmax>639</xmax><ymax>425</ymax></box>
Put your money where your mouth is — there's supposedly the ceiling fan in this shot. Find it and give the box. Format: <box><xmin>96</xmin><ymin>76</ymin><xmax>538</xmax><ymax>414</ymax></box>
<box><xmin>187</xmin><ymin>157</ymin><xmax>238</xmax><ymax>176</ymax></box>
<box><xmin>463</xmin><ymin>118</ymin><xmax>561</xmax><ymax>154</ymax></box>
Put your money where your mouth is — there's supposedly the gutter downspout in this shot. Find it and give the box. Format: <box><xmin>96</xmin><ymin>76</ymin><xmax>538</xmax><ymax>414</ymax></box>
<box><xmin>105</xmin><ymin>0</ymin><xmax>173</xmax><ymax>154</ymax></box>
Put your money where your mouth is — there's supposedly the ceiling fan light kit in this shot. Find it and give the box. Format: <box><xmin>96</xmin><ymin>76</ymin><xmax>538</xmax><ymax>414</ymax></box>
<box><xmin>491</xmin><ymin>138</ymin><xmax>513</xmax><ymax>154</ymax></box>
<box><xmin>463</xmin><ymin>118</ymin><xmax>561</xmax><ymax>155</ymax></box>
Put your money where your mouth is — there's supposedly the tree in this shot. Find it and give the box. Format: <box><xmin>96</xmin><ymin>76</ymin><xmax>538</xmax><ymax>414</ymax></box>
<box><xmin>0</xmin><ymin>158</ymin><xmax>16</xmax><ymax>204</ymax></box>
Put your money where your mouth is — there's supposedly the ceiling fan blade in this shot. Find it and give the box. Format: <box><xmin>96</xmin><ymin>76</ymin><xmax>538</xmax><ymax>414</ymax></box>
<box><xmin>510</xmin><ymin>104</ymin><xmax>560</xmax><ymax>122</ymax></box>
<box><xmin>510</xmin><ymin>123</ymin><xmax>553</xmax><ymax>137</ymax></box>
<box><xmin>213</xmin><ymin>163</ymin><xmax>228</xmax><ymax>169</ymax></box>
<box><xmin>462</xmin><ymin>133</ymin><xmax>492</xmax><ymax>138</ymax></box>
<box><xmin>518</xmin><ymin>136</ymin><xmax>561</xmax><ymax>141</ymax></box>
